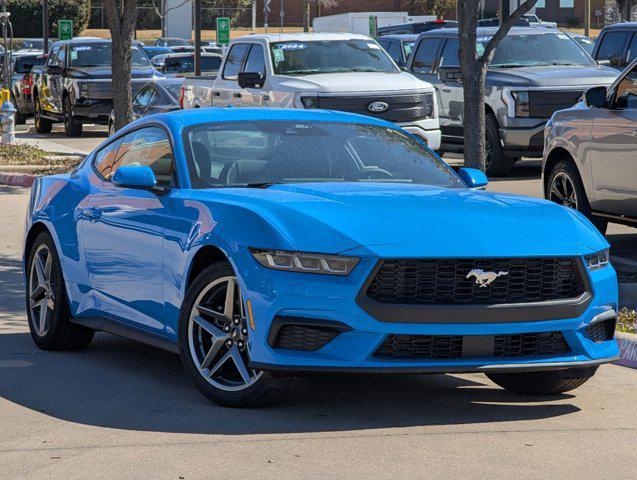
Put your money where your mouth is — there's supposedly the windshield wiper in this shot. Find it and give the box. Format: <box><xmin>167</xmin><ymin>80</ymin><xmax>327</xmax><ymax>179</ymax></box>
<box><xmin>223</xmin><ymin>182</ymin><xmax>281</xmax><ymax>189</ymax></box>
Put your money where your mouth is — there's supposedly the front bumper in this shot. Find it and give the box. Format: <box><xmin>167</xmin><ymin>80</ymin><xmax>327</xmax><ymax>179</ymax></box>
<box><xmin>398</xmin><ymin>118</ymin><xmax>441</xmax><ymax>151</ymax></box>
<box><xmin>499</xmin><ymin>120</ymin><xmax>547</xmax><ymax>158</ymax></box>
<box><xmin>239</xmin><ymin>251</ymin><xmax>620</xmax><ymax>373</ymax></box>
<box><xmin>71</xmin><ymin>98</ymin><xmax>113</xmax><ymax>123</ymax></box>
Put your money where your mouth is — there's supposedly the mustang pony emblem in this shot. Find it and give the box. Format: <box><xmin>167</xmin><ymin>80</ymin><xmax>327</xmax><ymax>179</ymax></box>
<box><xmin>466</xmin><ymin>269</ymin><xmax>509</xmax><ymax>287</ymax></box>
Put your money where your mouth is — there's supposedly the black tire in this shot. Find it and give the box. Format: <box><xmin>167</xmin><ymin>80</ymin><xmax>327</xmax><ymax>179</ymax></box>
<box><xmin>33</xmin><ymin>94</ymin><xmax>53</xmax><ymax>134</ymax></box>
<box><xmin>178</xmin><ymin>261</ymin><xmax>300</xmax><ymax>407</ymax></box>
<box><xmin>485</xmin><ymin>114</ymin><xmax>514</xmax><ymax>177</ymax></box>
<box><xmin>12</xmin><ymin>94</ymin><xmax>27</xmax><ymax>125</ymax></box>
<box><xmin>25</xmin><ymin>232</ymin><xmax>94</xmax><ymax>351</ymax></box>
<box><xmin>546</xmin><ymin>159</ymin><xmax>608</xmax><ymax>234</ymax></box>
<box><xmin>63</xmin><ymin>95</ymin><xmax>83</xmax><ymax>137</ymax></box>
<box><xmin>486</xmin><ymin>367</ymin><xmax>598</xmax><ymax>395</ymax></box>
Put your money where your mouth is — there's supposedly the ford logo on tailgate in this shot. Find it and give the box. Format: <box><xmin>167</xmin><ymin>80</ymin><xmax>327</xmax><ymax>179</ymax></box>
<box><xmin>367</xmin><ymin>101</ymin><xmax>389</xmax><ymax>113</ymax></box>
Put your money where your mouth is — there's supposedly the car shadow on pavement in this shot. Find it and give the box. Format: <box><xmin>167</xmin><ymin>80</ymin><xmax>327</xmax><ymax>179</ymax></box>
<box><xmin>0</xmin><ymin>330</ymin><xmax>581</xmax><ymax>435</ymax></box>
<box><xmin>0</xmin><ymin>255</ymin><xmax>26</xmax><ymax>330</ymax></box>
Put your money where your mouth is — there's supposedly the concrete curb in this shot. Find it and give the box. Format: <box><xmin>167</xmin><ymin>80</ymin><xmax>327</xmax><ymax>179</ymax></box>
<box><xmin>616</xmin><ymin>332</ymin><xmax>637</xmax><ymax>368</ymax></box>
<box><xmin>0</xmin><ymin>172</ymin><xmax>35</xmax><ymax>187</ymax></box>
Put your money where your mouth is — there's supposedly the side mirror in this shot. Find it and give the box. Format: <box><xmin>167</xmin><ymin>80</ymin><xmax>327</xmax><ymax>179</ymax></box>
<box><xmin>457</xmin><ymin>167</ymin><xmax>488</xmax><ymax>189</ymax></box>
<box><xmin>438</xmin><ymin>66</ymin><xmax>462</xmax><ymax>82</ymax></box>
<box><xmin>112</xmin><ymin>165</ymin><xmax>157</xmax><ymax>189</ymax></box>
<box><xmin>47</xmin><ymin>64</ymin><xmax>62</xmax><ymax>74</ymax></box>
<box><xmin>585</xmin><ymin>86</ymin><xmax>607</xmax><ymax>108</ymax></box>
<box><xmin>596</xmin><ymin>59</ymin><xmax>611</xmax><ymax>67</ymax></box>
<box><xmin>238</xmin><ymin>71</ymin><xmax>264</xmax><ymax>89</ymax></box>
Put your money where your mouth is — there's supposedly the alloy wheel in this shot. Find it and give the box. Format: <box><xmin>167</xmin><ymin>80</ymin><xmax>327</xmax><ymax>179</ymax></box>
<box><xmin>28</xmin><ymin>244</ymin><xmax>56</xmax><ymax>337</ymax></box>
<box><xmin>549</xmin><ymin>172</ymin><xmax>578</xmax><ymax>210</ymax></box>
<box><xmin>187</xmin><ymin>276</ymin><xmax>262</xmax><ymax>392</ymax></box>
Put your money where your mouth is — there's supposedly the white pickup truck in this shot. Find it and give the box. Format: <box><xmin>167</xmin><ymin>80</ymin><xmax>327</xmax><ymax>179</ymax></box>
<box><xmin>181</xmin><ymin>33</ymin><xmax>441</xmax><ymax>149</ymax></box>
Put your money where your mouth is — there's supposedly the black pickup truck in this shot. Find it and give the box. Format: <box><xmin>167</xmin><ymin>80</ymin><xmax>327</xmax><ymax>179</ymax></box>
<box><xmin>31</xmin><ymin>38</ymin><xmax>161</xmax><ymax>136</ymax></box>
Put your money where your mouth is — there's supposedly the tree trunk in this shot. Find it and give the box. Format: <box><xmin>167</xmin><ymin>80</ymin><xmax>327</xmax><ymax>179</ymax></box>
<box><xmin>104</xmin><ymin>0</ymin><xmax>137</xmax><ymax>131</ymax></box>
<box><xmin>303</xmin><ymin>0</ymin><xmax>310</xmax><ymax>32</ymax></box>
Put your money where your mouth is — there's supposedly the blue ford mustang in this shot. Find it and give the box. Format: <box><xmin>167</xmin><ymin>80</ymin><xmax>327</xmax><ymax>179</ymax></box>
<box><xmin>23</xmin><ymin>108</ymin><xmax>619</xmax><ymax>407</ymax></box>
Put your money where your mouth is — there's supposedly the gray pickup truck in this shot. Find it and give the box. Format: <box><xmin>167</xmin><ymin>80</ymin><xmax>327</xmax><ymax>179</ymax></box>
<box><xmin>408</xmin><ymin>26</ymin><xmax>618</xmax><ymax>175</ymax></box>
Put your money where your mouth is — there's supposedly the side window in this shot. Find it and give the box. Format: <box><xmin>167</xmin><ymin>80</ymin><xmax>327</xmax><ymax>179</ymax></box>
<box><xmin>56</xmin><ymin>46</ymin><xmax>66</xmax><ymax>67</ymax></box>
<box><xmin>93</xmin><ymin>138</ymin><xmax>123</xmax><ymax>180</ymax></box>
<box><xmin>440</xmin><ymin>39</ymin><xmax>460</xmax><ymax>67</ymax></box>
<box><xmin>627</xmin><ymin>34</ymin><xmax>637</xmax><ymax>63</ymax></box>
<box><xmin>243</xmin><ymin>44</ymin><xmax>266</xmax><ymax>77</ymax></box>
<box><xmin>222</xmin><ymin>43</ymin><xmax>250</xmax><ymax>80</ymax></box>
<box><xmin>47</xmin><ymin>46</ymin><xmax>60</xmax><ymax>67</ymax></box>
<box><xmin>596</xmin><ymin>31</ymin><xmax>629</xmax><ymax>68</ymax></box>
<box><xmin>134</xmin><ymin>86</ymin><xmax>156</xmax><ymax>107</ymax></box>
<box><xmin>113</xmin><ymin>127</ymin><xmax>175</xmax><ymax>187</ymax></box>
<box><xmin>412</xmin><ymin>38</ymin><xmax>442</xmax><ymax>73</ymax></box>
<box><xmin>386</xmin><ymin>41</ymin><xmax>402</xmax><ymax>63</ymax></box>
<box><xmin>614</xmin><ymin>67</ymin><xmax>637</xmax><ymax>109</ymax></box>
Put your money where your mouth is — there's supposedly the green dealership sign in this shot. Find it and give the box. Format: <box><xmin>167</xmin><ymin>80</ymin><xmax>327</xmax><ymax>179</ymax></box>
<box><xmin>58</xmin><ymin>19</ymin><xmax>73</xmax><ymax>41</ymax></box>
<box><xmin>216</xmin><ymin>17</ymin><xmax>230</xmax><ymax>45</ymax></box>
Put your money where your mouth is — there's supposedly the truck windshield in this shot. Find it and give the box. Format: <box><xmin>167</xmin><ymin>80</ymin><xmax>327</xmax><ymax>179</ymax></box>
<box><xmin>269</xmin><ymin>40</ymin><xmax>399</xmax><ymax>75</ymax></box>
<box><xmin>185</xmin><ymin>120</ymin><xmax>462</xmax><ymax>189</ymax></box>
<box><xmin>69</xmin><ymin>44</ymin><xmax>151</xmax><ymax>68</ymax></box>
<box><xmin>484</xmin><ymin>33</ymin><xmax>595</xmax><ymax>68</ymax></box>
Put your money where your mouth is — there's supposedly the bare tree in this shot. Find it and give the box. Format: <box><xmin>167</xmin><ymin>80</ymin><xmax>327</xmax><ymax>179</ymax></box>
<box><xmin>104</xmin><ymin>0</ymin><xmax>138</xmax><ymax>131</ymax></box>
<box><xmin>457</xmin><ymin>0</ymin><xmax>538</xmax><ymax>174</ymax></box>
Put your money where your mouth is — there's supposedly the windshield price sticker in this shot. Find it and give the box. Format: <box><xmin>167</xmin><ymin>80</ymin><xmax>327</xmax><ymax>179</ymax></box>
<box><xmin>557</xmin><ymin>34</ymin><xmax>569</xmax><ymax>40</ymax></box>
<box><xmin>73</xmin><ymin>46</ymin><xmax>93</xmax><ymax>52</ymax></box>
<box><xmin>477</xmin><ymin>36</ymin><xmax>492</xmax><ymax>43</ymax></box>
<box><xmin>367</xmin><ymin>42</ymin><xmax>381</xmax><ymax>49</ymax></box>
<box><xmin>277</xmin><ymin>43</ymin><xmax>307</xmax><ymax>50</ymax></box>
<box><xmin>273</xmin><ymin>48</ymin><xmax>285</xmax><ymax>63</ymax></box>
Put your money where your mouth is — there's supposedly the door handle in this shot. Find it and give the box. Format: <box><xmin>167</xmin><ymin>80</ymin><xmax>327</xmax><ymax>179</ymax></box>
<box><xmin>441</xmin><ymin>88</ymin><xmax>452</xmax><ymax>93</ymax></box>
<box><xmin>82</xmin><ymin>207</ymin><xmax>102</xmax><ymax>220</ymax></box>
<box><xmin>233</xmin><ymin>93</ymin><xmax>242</xmax><ymax>98</ymax></box>
<box><xmin>212</xmin><ymin>91</ymin><xmax>221</xmax><ymax>97</ymax></box>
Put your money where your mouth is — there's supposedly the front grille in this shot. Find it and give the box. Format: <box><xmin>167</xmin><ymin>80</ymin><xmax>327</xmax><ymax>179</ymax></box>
<box><xmin>273</xmin><ymin>324</ymin><xmax>340</xmax><ymax>351</ymax></box>
<box><xmin>528</xmin><ymin>90</ymin><xmax>585</xmax><ymax>118</ymax></box>
<box><xmin>374</xmin><ymin>331</ymin><xmax>571</xmax><ymax>359</ymax></box>
<box><xmin>87</xmin><ymin>80</ymin><xmax>148</xmax><ymax>100</ymax></box>
<box><xmin>586</xmin><ymin>319</ymin><xmax>616</xmax><ymax>343</ymax></box>
<box><xmin>366</xmin><ymin>258</ymin><xmax>585</xmax><ymax>305</ymax></box>
<box><xmin>315</xmin><ymin>93</ymin><xmax>434</xmax><ymax>122</ymax></box>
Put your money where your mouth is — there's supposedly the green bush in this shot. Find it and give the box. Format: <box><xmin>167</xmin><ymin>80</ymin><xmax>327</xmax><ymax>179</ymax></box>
<box><xmin>7</xmin><ymin>0</ymin><xmax>91</xmax><ymax>39</ymax></box>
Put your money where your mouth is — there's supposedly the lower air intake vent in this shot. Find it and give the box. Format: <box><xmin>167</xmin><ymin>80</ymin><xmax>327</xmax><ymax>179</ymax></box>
<box><xmin>269</xmin><ymin>317</ymin><xmax>350</xmax><ymax>352</ymax></box>
<box><xmin>586</xmin><ymin>319</ymin><xmax>616</xmax><ymax>343</ymax></box>
<box><xmin>374</xmin><ymin>332</ymin><xmax>570</xmax><ymax>359</ymax></box>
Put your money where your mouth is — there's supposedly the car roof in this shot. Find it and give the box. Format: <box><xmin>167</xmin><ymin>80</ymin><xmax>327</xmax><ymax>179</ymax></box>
<box><xmin>418</xmin><ymin>25</ymin><xmax>562</xmax><ymax>39</ymax></box>
<box><xmin>601</xmin><ymin>22</ymin><xmax>637</xmax><ymax>31</ymax></box>
<box><xmin>128</xmin><ymin>108</ymin><xmax>394</xmax><ymax>132</ymax></box>
<box><xmin>377</xmin><ymin>34</ymin><xmax>419</xmax><ymax>42</ymax></box>
<box><xmin>235</xmin><ymin>32</ymin><xmax>370</xmax><ymax>42</ymax></box>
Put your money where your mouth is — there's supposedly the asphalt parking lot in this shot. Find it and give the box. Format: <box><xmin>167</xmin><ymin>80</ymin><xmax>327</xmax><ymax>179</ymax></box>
<box><xmin>1</xmin><ymin>148</ymin><xmax>636</xmax><ymax>478</ymax></box>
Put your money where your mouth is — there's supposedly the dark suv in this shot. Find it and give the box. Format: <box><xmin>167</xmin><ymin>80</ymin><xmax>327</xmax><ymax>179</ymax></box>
<box><xmin>408</xmin><ymin>27</ymin><xmax>618</xmax><ymax>175</ymax></box>
<box><xmin>31</xmin><ymin>38</ymin><xmax>160</xmax><ymax>136</ymax></box>
<box><xmin>592</xmin><ymin>22</ymin><xmax>637</xmax><ymax>71</ymax></box>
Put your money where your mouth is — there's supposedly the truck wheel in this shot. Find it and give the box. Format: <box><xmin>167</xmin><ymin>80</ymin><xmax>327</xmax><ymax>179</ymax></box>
<box><xmin>63</xmin><ymin>96</ymin><xmax>83</xmax><ymax>137</ymax></box>
<box><xmin>485</xmin><ymin>114</ymin><xmax>514</xmax><ymax>177</ymax></box>
<box><xmin>486</xmin><ymin>367</ymin><xmax>598</xmax><ymax>395</ymax></box>
<box><xmin>546</xmin><ymin>159</ymin><xmax>608</xmax><ymax>234</ymax></box>
<box><xmin>34</xmin><ymin>94</ymin><xmax>53</xmax><ymax>134</ymax></box>
<box><xmin>12</xmin><ymin>94</ymin><xmax>27</xmax><ymax>125</ymax></box>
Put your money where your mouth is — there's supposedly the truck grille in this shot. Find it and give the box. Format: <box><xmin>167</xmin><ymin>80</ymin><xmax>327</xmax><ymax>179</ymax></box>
<box><xmin>528</xmin><ymin>90</ymin><xmax>585</xmax><ymax>118</ymax></box>
<box><xmin>86</xmin><ymin>80</ymin><xmax>149</xmax><ymax>100</ymax></box>
<box><xmin>315</xmin><ymin>93</ymin><xmax>434</xmax><ymax>122</ymax></box>
<box><xmin>374</xmin><ymin>331</ymin><xmax>571</xmax><ymax>359</ymax></box>
<box><xmin>365</xmin><ymin>258</ymin><xmax>585</xmax><ymax>305</ymax></box>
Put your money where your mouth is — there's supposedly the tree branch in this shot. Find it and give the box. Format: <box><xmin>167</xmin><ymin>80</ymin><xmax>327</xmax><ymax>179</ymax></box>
<box><xmin>479</xmin><ymin>0</ymin><xmax>539</xmax><ymax>68</ymax></box>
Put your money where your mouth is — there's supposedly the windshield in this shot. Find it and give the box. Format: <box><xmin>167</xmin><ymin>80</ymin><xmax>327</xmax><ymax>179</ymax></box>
<box><xmin>22</xmin><ymin>39</ymin><xmax>44</xmax><ymax>49</ymax></box>
<box><xmin>14</xmin><ymin>55</ymin><xmax>45</xmax><ymax>73</ymax></box>
<box><xmin>270</xmin><ymin>40</ymin><xmax>399</xmax><ymax>75</ymax></box>
<box><xmin>185</xmin><ymin>121</ymin><xmax>462</xmax><ymax>189</ymax></box>
<box><xmin>165</xmin><ymin>55</ymin><xmax>221</xmax><ymax>72</ymax></box>
<box><xmin>69</xmin><ymin>44</ymin><xmax>151</xmax><ymax>68</ymax></box>
<box><xmin>163</xmin><ymin>82</ymin><xmax>183</xmax><ymax>100</ymax></box>
<box><xmin>483</xmin><ymin>33</ymin><xmax>595</xmax><ymax>68</ymax></box>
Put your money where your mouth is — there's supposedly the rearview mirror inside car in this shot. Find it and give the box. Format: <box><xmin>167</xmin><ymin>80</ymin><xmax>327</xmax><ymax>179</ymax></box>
<box><xmin>238</xmin><ymin>71</ymin><xmax>265</xmax><ymax>89</ymax></box>
<box><xmin>438</xmin><ymin>66</ymin><xmax>462</xmax><ymax>82</ymax></box>
<box><xmin>585</xmin><ymin>86</ymin><xmax>608</xmax><ymax>109</ymax></box>
<box><xmin>457</xmin><ymin>167</ymin><xmax>488</xmax><ymax>189</ymax></box>
<box><xmin>112</xmin><ymin>166</ymin><xmax>157</xmax><ymax>189</ymax></box>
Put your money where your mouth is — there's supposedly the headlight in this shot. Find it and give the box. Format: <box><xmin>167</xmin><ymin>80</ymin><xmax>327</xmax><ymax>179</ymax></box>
<box><xmin>584</xmin><ymin>249</ymin><xmax>610</xmax><ymax>271</ymax></box>
<box><xmin>300</xmin><ymin>96</ymin><xmax>319</xmax><ymax>109</ymax></box>
<box><xmin>78</xmin><ymin>81</ymin><xmax>89</xmax><ymax>98</ymax></box>
<box><xmin>250</xmin><ymin>248</ymin><xmax>359</xmax><ymax>275</ymax></box>
<box><xmin>511</xmin><ymin>90</ymin><xmax>530</xmax><ymax>117</ymax></box>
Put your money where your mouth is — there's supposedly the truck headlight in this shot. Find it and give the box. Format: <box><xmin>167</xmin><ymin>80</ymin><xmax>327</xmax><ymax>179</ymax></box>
<box><xmin>300</xmin><ymin>96</ymin><xmax>319</xmax><ymax>109</ymax></box>
<box><xmin>78</xmin><ymin>81</ymin><xmax>89</xmax><ymax>99</ymax></box>
<box><xmin>250</xmin><ymin>248</ymin><xmax>359</xmax><ymax>275</ymax></box>
<box><xmin>584</xmin><ymin>249</ymin><xmax>610</xmax><ymax>271</ymax></box>
<box><xmin>511</xmin><ymin>90</ymin><xmax>530</xmax><ymax>117</ymax></box>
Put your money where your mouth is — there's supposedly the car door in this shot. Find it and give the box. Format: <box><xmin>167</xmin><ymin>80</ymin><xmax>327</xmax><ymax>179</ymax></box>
<box><xmin>589</xmin><ymin>64</ymin><xmax>637</xmax><ymax>217</ymax></box>
<box><xmin>436</xmin><ymin>38</ymin><xmax>463</xmax><ymax>129</ymax></box>
<box><xmin>213</xmin><ymin>43</ymin><xmax>250</xmax><ymax>107</ymax></box>
<box><xmin>238</xmin><ymin>43</ymin><xmax>269</xmax><ymax>107</ymax></box>
<box><xmin>80</xmin><ymin>126</ymin><xmax>177</xmax><ymax>332</ymax></box>
<box><xmin>42</xmin><ymin>45</ymin><xmax>62</xmax><ymax>113</ymax></box>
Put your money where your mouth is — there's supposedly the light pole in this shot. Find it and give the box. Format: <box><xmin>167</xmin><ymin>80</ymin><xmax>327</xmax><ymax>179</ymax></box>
<box><xmin>584</xmin><ymin>0</ymin><xmax>590</xmax><ymax>38</ymax></box>
<box><xmin>194</xmin><ymin>0</ymin><xmax>201</xmax><ymax>76</ymax></box>
<box><xmin>43</xmin><ymin>0</ymin><xmax>49</xmax><ymax>52</ymax></box>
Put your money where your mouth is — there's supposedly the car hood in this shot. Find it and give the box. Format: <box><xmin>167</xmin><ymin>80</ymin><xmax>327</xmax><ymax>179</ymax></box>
<box><xmin>276</xmin><ymin>71</ymin><xmax>434</xmax><ymax>94</ymax></box>
<box><xmin>487</xmin><ymin>65</ymin><xmax>618</xmax><ymax>87</ymax></box>
<box><xmin>65</xmin><ymin>66</ymin><xmax>161</xmax><ymax>79</ymax></box>
<box><xmin>193</xmin><ymin>183</ymin><xmax>607</xmax><ymax>257</ymax></box>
